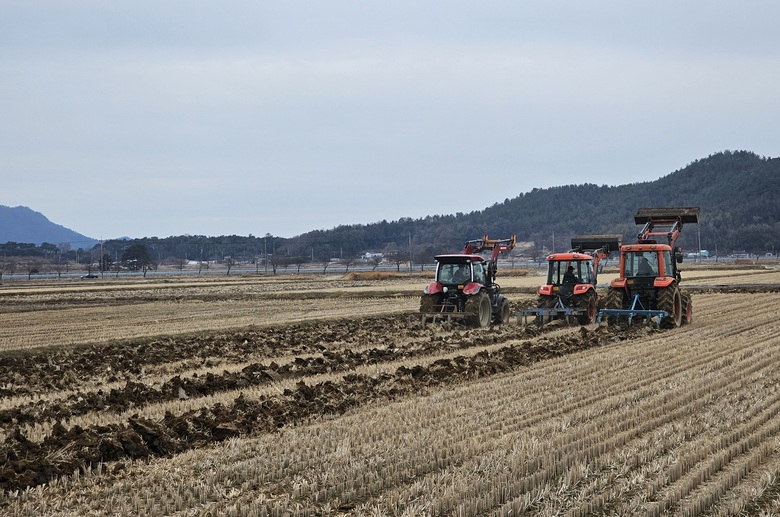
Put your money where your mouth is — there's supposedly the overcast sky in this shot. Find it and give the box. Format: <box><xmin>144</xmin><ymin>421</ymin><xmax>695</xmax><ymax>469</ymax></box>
<box><xmin>2</xmin><ymin>1</ymin><xmax>779</xmax><ymax>240</ymax></box>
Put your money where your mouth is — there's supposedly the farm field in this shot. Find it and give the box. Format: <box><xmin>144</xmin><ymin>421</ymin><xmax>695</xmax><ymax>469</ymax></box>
<box><xmin>2</xmin><ymin>267</ymin><xmax>780</xmax><ymax>515</ymax></box>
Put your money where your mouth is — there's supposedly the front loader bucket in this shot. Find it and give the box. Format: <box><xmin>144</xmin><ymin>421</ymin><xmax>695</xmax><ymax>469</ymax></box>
<box><xmin>570</xmin><ymin>234</ymin><xmax>623</xmax><ymax>253</ymax></box>
<box><xmin>634</xmin><ymin>207</ymin><xmax>700</xmax><ymax>225</ymax></box>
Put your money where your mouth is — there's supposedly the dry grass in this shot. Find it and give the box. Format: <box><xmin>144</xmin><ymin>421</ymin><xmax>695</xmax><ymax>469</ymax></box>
<box><xmin>4</xmin><ymin>271</ymin><xmax>780</xmax><ymax>515</ymax></box>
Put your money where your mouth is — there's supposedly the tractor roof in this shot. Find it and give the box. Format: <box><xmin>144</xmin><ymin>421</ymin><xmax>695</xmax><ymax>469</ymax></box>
<box><xmin>622</xmin><ymin>243</ymin><xmax>673</xmax><ymax>252</ymax></box>
<box><xmin>434</xmin><ymin>254</ymin><xmax>486</xmax><ymax>263</ymax></box>
<box><xmin>545</xmin><ymin>252</ymin><xmax>595</xmax><ymax>262</ymax></box>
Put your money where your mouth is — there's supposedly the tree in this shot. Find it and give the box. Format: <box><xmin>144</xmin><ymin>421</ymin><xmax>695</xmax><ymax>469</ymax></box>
<box><xmin>341</xmin><ymin>255</ymin><xmax>358</xmax><ymax>273</ymax></box>
<box><xmin>292</xmin><ymin>256</ymin><xmax>308</xmax><ymax>274</ymax></box>
<box><xmin>0</xmin><ymin>257</ymin><xmax>15</xmax><ymax>282</ymax></box>
<box><xmin>22</xmin><ymin>258</ymin><xmax>43</xmax><ymax>280</ymax></box>
<box><xmin>383</xmin><ymin>242</ymin><xmax>405</xmax><ymax>272</ymax></box>
<box><xmin>121</xmin><ymin>244</ymin><xmax>153</xmax><ymax>276</ymax></box>
<box><xmin>224</xmin><ymin>256</ymin><xmax>236</xmax><ymax>275</ymax></box>
<box><xmin>171</xmin><ymin>257</ymin><xmax>188</xmax><ymax>271</ymax></box>
<box><xmin>413</xmin><ymin>244</ymin><xmax>435</xmax><ymax>271</ymax></box>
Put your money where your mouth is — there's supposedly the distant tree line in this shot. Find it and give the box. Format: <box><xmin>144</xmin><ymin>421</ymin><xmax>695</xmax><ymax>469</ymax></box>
<box><xmin>2</xmin><ymin>150</ymin><xmax>778</xmax><ymax>280</ymax></box>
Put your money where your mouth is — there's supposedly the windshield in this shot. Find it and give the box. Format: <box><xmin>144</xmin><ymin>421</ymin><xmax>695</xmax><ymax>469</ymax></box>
<box><xmin>438</xmin><ymin>263</ymin><xmax>471</xmax><ymax>284</ymax></box>
<box><xmin>624</xmin><ymin>251</ymin><xmax>658</xmax><ymax>277</ymax></box>
<box><xmin>547</xmin><ymin>260</ymin><xmax>594</xmax><ymax>285</ymax></box>
<box><xmin>472</xmin><ymin>262</ymin><xmax>487</xmax><ymax>284</ymax></box>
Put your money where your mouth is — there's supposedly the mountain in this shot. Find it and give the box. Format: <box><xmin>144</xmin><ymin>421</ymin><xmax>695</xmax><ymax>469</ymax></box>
<box><xmin>291</xmin><ymin>150</ymin><xmax>779</xmax><ymax>256</ymax></box>
<box><xmin>9</xmin><ymin>150</ymin><xmax>780</xmax><ymax>261</ymax></box>
<box><xmin>0</xmin><ymin>206</ymin><xmax>98</xmax><ymax>248</ymax></box>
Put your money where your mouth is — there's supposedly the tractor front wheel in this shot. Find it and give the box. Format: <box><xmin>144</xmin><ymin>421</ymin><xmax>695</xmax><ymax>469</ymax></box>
<box><xmin>465</xmin><ymin>292</ymin><xmax>491</xmax><ymax>328</ymax></box>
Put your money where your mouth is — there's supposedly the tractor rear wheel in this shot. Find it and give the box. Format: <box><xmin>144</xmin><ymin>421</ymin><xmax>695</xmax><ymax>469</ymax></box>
<box><xmin>419</xmin><ymin>294</ymin><xmax>439</xmax><ymax>313</ymax></box>
<box><xmin>603</xmin><ymin>287</ymin><xmax>624</xmax><ymax>325</ymax></box>
<box><xmin>575</xmin><ymin>291</ymin><xmax>597</xmax><ymax>325</ymax></box>
<box><xmin>681</xmin><ymin>292</ymin><xmax>693</xmax><ymax>324</ymax></box>
<box><xmin>657</xmin><ymin>285</ymin><xmax>682</xmax><ymax>328</ymax></box>
<box><xmin>465</xmin><ymin>292</ymin><xmax>491</xmax><ymax>328</ymax></box>
<box><xmin>537</xmin><ymin>295</ymin><xmax>557</xmax><ymax>309</ymax></box>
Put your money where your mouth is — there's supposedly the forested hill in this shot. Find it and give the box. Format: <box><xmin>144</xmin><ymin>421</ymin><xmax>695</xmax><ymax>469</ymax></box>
<box><xmin>294</xmin><ymin>150</ymin><xmax>779</xmax><ymax>257</ymax></box>
<box><xmin>9</xmin><ymin>150</ymin><xmax>777</xmax><ymax>264</ymax></box>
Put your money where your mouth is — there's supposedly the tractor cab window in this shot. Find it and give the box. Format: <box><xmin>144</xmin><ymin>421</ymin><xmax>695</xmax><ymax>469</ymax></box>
<box><xmin>472</xmin><ymin>262</ymin><xmax>487</xmax><ymax>284</ymax></box>
<box><xmin>581</xmin><ymin>261</ymin><xmax>595</xmax><ymax>284</ymax></box>
<box><xmin>625</xmin><ymin>252</ymin><xmax>657</xmax><ymax>277</ymax></box>
<box><xmin>662</xmin><ymin>250</ymin><xmax>673</xmax><ymax>277</ymax></box>
<box><xmin>549</xmin><ymin>260</ymin><xmax>585</xmax><ymax>285</ymax></box>
<box><xmin>438</xmin><ymin>263</ymin><xmax>471</xmax><ymax>284</ymax></box>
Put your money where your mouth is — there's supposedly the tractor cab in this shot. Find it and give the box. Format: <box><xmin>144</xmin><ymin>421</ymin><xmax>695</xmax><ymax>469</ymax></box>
<box><xmin>522</xmin><ymin>234</ymin><xmax>621</xmax><ymax>326</ymax></box>
<box><xmin>546</xmin><ymin>254</ymin><xmax>596</xmax><ymax>286</ymax></box>
<box><xmin>435</xmin><ymin>257</ymin><xmax>488</xmax><ymax>287</ymax></box>
<box><xmin>419</xmin><ymin>234</ymin><xmax>516</xmax><ymax>328</ymax></box>
<box><xmin>619</xmin><ymin>244</ymin><xmax>679</xmax><ymax>284</ymax></box>
<box><xmin>541</xmin><ymin>253</ymin><xmax>596</xmax><ymax>302</ymax></box>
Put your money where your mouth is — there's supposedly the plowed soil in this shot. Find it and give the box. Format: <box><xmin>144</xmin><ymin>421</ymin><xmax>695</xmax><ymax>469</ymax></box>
<box><xmin>2</xmin><ymin>269</ymin><xmax>780</xmax><ymax>515</ymax></box>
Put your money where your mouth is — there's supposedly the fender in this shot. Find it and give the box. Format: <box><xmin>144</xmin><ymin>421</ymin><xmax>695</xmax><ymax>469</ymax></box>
<box><xmin>424</xmin><ymin>282</ymin><xmax>443</xmax><ymax>295</ymax></box>
<box><xmin>538</xmin><ymin>285</ymin><xmax>554</xmax><ymax>296</ymax></box>
<box><xmin>573</xmin><ymin>284</ymin><xmax>593</xmax><ymax>295</ymax></box>
<box><xmin>610</xmin><ymin>278</ymin><xmax>627</xmax><ymax>289</ymax></box>
<box><xmin>653</xmin><ymin>277</ymin><xmax>676</xmax><ymax>288</ymax></box>
<box><xmin>463</xmin><ymin>282</ymin><xmax>482</xmax><ymax>295</ymax></box>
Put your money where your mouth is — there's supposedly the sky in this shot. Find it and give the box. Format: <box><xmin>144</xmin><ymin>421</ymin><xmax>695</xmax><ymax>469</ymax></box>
<box><xmin>2</xmin><ymin>1</ymin><xmax>780</xmax><ymax>240</ymax></box>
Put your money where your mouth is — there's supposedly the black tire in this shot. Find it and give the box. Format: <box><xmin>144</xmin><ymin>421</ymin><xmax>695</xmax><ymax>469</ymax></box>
<box><xmin>575</xmin><ymin>291</ymin><xmax>597</xmax><ymax>325</ymax></box>
<box><xmin>537</xmin><ymin>295</ymin><xmax>557</xmax><ymax>309</ymax></box>
<box><xmin>657</xmin><ymin>285</ymin><xmax>682</xmax><ymax>328</ymax></box>
<box><xmin>493</xmin><ymin>298</ymin><xmax>511</xmax><ymax>325</ymax></box>
<box><xmin>681</xmin><ymin>292</ymin><xmax>692</xmax><ymax>325</ymax></box>
<box><xmin>465</xmin><ymin>292</ymin><xmax>491</xmax><ymax>328</ymax></box>
<box><xmin>419</xmin><ymin>294</ymin><xmax>439</xmax><ymax>313</ymax></box>
<box><xmin>603</xmin><ymin>287</ymin><xmax>625</xmax><ymax>325</ymax></box>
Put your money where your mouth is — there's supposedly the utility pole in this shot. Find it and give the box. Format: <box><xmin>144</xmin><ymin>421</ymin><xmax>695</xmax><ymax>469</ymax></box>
<box><xmin>264</xmin><ymin>234</ymin><xmax>268</xmax><ymax>275</ymax></box>
<box><xmin>697</xmin><ymin>225</ymin><xmax>702</xmax><ymax>263</ymax></box>
<box><xmin>408</xmin><ymin>234</ymin><xmax>413</xmax><ymax>273</ymax></box>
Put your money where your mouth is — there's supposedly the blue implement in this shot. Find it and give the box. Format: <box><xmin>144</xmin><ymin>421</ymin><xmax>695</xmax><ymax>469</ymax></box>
<box><xmin>597</xmin><ymin>294</ymin><xmax>667</xmax><ymax>327</ymax></box>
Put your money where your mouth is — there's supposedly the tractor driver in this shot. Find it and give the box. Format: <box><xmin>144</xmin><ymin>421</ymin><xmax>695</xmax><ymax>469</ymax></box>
<box><xmin>452</xmin><ymin>264</ymin><xmax>470</xmax><ymax>284</ymax></box>
<box><xmin>637</xmin><ymin>255</ymin><xmax>655</xmax><ymax>276</ymax></box>
<box><xmin>563</xmin><ymin>265</ymin><xmax>579</xmax><ymax>284</ymax></box>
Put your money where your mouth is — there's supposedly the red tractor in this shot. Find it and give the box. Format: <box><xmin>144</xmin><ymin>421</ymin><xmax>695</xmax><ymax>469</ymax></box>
<box><xmin>419</xmin><ymin>234</ymin><xmax>516</xmax><ymax>327</ymax></box>
<box><xmin>522</xmin><ymin>235</ymin><xmax>621</xmax><ymax>325</ymax></box>
<box><xmin>599</xmin><ymin>207</ymin><xmax>700</xmax><ymax>328</ymax></box>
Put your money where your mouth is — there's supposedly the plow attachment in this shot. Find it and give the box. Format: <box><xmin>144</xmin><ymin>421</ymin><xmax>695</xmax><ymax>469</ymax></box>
<box><xmin>413</xmin><ymin>311</ymin><xmax>468</xmax><ymax>328</ymax></box>
<box><xmin>519</xmin><ymin>299</ymin><xmax>586</xmax><ymax>325</ymax></box>
<box><xmin>597</xmin><ymin>294</ymin><xmax>668</xmax><ymax>327</ymax></box>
